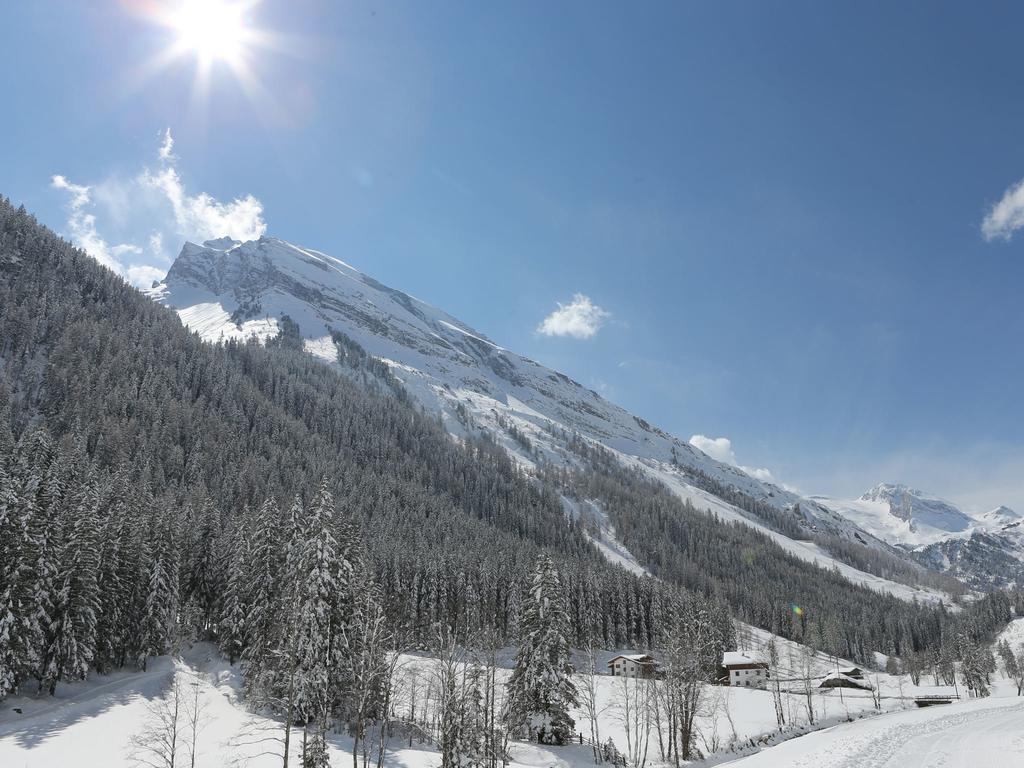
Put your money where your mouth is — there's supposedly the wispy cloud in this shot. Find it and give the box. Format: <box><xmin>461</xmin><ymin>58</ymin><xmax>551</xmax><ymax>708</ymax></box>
<box><xmin>982</xmin><ymin>178</ymin><xmax>1024</xmax><ymax>241</ymax></box>
<box><xmin>689</xmin><ymin>433</ymin><xmax>781</xmax><ymax>486</ymax></box>
<box><xmin>157</xmin><ymin>127</ymin><xmax>175</xmax><ymax>162</ymax></box>
<box><xmin>537</xmin><ymin>294</ymin><xmax>610</xmax><ymax>339</ymax></box>
<box><xmin>51</xmin><ymin>128</ymin><xmax>267</xmax><ymax>287</ymax></box>
<box><xmin>51</xmin><ymin>175</ymin><xmax>139</xmax><ymax>274</ymax></box>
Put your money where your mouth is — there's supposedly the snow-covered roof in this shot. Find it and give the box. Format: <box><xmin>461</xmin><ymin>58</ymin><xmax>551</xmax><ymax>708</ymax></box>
<box><xmin>819</xmin><ymin>671</ymin><xmax>872</xmax><ymax>689</ymax></box>
<box><xmin>722</xmin><ymin>652</ymin><xmax>766</xmax><ymax>667</ymax></box>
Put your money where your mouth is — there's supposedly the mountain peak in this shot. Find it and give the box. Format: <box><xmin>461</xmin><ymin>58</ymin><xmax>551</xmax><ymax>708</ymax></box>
<box><xmin>982</xmin><ymin>505</ymin><xmax>1021</xmax><ymax>524</ymax></box>
<box><xmin>859</xmin><ymin>483</ymin><xmax>972</xmax><ymax>533</ymax></box>
<box><xmin>860</xmin><ymin>482</ymin><xmax>921</xmax><ymax>502</ymax></box>
<box><xmin>151</xmin><ymin>235</ymin><xmax>824</xmax><ymax>519</ymax></box>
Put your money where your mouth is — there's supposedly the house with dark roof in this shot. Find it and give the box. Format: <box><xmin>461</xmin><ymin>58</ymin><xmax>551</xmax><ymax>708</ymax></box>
<box><xmin>607</xmin><ymin>654</ymin><xmax>660</xmax><ymax>678</ymax></box>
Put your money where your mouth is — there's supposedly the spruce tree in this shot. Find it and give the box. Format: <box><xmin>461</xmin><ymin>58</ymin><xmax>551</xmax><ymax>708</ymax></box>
<box><xmin>40</xmin><ymin>476</ymin><xmax>101</xmax><ymax>692</ymax></box>
<box><xmin>0</xmin><ymin>462</ymin><xmax>24</xmax><ymax>697</ymax></box>
<box><xmin>505</xmin><ymin>553</ymin><xmax>578</xmax><ymax>744</ymax></box>
<box><xmin>219</xmin><ymin>533</ymin><xmax>247</xmax><ymax>666</ymax></box>
<box><xmin>293</xmin><ymin>483</ymin><xmax>345</xmax><ymax>742</ymax></box>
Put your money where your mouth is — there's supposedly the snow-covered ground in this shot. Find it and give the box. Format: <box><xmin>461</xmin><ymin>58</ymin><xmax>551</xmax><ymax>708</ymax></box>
<box><xmin>1</xmin><ymin>628</ymin><xmax>967</xmax><ymax>768</ymax></box>
<box><xmin>717</xmin><ymin>618</ymin><xmax>1024</xmax><ymax>767</ymax></box>
<box><xmin>718</xmin><ymin>693</ymin><xmax>1024</xmax><ymax>767</ymax></box>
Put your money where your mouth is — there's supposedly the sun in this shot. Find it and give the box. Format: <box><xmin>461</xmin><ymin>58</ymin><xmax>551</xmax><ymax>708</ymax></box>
<box><xmin>131</xmin><ymin>0</ymin><xmax>282</xmax><ymax>113</ymax></box>
<box><xmin>164</xmin><ymin>0</ymin><xmax>253</xmax><ymax>67</ymax></box>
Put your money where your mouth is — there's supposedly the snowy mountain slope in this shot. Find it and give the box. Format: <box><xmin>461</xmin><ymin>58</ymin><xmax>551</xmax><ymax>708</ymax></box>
<box><xmin>814</xmin><ymin>486</ymin><xmax>1024</xmax><ymax>590</ymax></box>
<box><xmin>149</xmin><ymin>238</ymin><xmax>792</xmax><ymax>495</ymax></box>
<box><xmin>149</xmin><ymin>236</ymin><xmax>953</xmax><ymax>602</ymax></box>
<box><xmin>560</xmin><ymin>496</ymin><xmax>650</xmax><ymax>576</ymax></box>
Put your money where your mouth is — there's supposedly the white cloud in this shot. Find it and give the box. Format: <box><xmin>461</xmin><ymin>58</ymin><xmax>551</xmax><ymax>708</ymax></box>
<box><xmin>689</xmin><ymin>433</ymin><xmax>779</xmax><ymax>485</ymax></box>
<box><xmin>537</xmin><ymin>294</ymin><xmax>610</xmax><ymax>339</ymax></box>
<box><xmin>745</xmin><ymin>466</ymin><xmax>776</xmax><ymax>483</ymax></box>
<box><xmin>51</xmin><ymin>128</ymin><xmax>267</xmax><ymax>288</ymax></box>
<box><xmin>149</xmin><ymin>232</ymin><xmax>165</xmax><ymax>260</ymax></box>
<box><xmin>158</xmin><ymin>127</ymin><xmax>175</xmax><ymax>162</ymax></box>
<box><xmin>689</xmin><ymin>434</ymin><xmax>738</xmax><ymax>464</ymax></box>
<box><xmin>982</xmin><ymin>178</ymin><xmax>1024</xmax><ymax>241</ymax></box>
<box><xmin>139</xmin><ymin>162</ymin><xmax>266</xmax><ymax>243</ymax></box>
<box><xmin>126</xmin><ymin>264</ymin><xmax>167</xmax><ymax>287</ymax></box>
<box><xmin>51</xmin><ymin>175</ymin><xmax>134</xmax><ymax>274</ymax></box>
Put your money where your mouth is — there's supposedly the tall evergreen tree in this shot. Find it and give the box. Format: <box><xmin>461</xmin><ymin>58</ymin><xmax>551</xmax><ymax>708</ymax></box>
<box><xmin>40</xmin><ymin>475</ymin><xmax>101</xmax><ymax>692</ymax></box>
<box><xmin>0</xmin><ymin>462</ymin><xmax>25</xmax><ymax>697</ymax></box>
<box><xmin>505</xmin><ymin>554</ymin><xmax>578</xmax><ymax>745</ymax></box>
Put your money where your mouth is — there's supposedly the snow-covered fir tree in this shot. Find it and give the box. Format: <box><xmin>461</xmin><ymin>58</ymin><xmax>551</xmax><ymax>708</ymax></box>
<box><xmin>505</xmin><ymin>553</ymin><xmax>578</xmax><ymax>745</ymax></box>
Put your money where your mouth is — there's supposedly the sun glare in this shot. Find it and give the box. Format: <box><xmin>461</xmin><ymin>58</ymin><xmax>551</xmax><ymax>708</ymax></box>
<box><xmin>167</xmin><ymin>0</ymin><xmax>252</xmax><ymax>66</ymax></box>
<box><xmin>132</xmin><ymin>0</ymin><xmax>283</xmax><ymax>115</ymax></box>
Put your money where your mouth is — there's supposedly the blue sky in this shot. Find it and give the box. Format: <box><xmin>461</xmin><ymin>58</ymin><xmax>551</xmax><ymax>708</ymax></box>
<box><xmin>2</xmin><ymin>1</ymin><xmax>1024</xmax><ymax>510</ymax></box>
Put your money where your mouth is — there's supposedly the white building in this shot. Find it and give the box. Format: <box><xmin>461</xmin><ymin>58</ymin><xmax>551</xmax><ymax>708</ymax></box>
<box><xmin>607</xmin><ymin>654</ymin><xmax>659</xmax><ymax>678</ymax></box>
<box><xmin>721</xmin><ymin>651</ymin><xmax>769</xmax><ymax>688</ymax></box>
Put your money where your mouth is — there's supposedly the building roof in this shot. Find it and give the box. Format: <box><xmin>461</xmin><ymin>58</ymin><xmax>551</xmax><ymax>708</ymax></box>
<box><xmin>722</xmin><ymin>652</ymin><xmax>767</xmax><ymax>667</ymax></box>
<box><xmin>819</xmin><ymin>671</ymin><xmax>872</xmax><ymax>690</ymax></box>
<box><xmin>607</xmin><ymin>653</ymin><xmax>657</xmax><ymax>666</ymax></box>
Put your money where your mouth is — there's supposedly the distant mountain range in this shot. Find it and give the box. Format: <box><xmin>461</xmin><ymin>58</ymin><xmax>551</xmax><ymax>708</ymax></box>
<box><xmin>813</xmin><ymin>484</ymin><xmax>1023</xmax><ymax>590</ymax></box>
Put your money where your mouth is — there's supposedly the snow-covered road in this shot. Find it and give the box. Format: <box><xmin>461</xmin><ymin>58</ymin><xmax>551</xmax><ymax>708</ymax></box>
<box><xmin>722</xmin><ymin>696</ymin><xmax>1024</xmax><ymax>767</ymax></box>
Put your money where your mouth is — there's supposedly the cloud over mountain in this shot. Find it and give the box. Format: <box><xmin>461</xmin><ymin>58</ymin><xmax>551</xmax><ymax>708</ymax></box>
<box><xmin>52</xmin><ymin>128</ymin><xmax>266</xmax><ymax>287</ymax></box>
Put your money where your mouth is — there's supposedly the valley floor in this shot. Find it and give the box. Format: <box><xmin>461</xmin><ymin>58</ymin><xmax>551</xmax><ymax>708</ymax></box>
<box><xmin>0</xmin><ymin>634</ymin><xmax>987</xmax><ymax>768</ymax></box>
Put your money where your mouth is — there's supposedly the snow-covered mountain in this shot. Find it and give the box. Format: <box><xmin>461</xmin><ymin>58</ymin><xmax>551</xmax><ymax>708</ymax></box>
<box><xmin>812</xmin><ymin>484</ymin><xmax>973</xmax><ymax>548</ymax></box>
<box><xmin>814</xmin><ymin>486</ymin><xmax>1024</xmax><ymax>590</ymax></box>
<box><xmin>860</xmin><ymin>483</ymin><xmax>974</xmax><ymax>534</ymax></box>
<box><xmin>981</xmin><ymin>505</ymin><xmax>1022</xmax><ymax>526</ymax></box>
<box><xmin>149</xmin><ymin>236</ymin><xmax>954</xmax><ymax>601</ymax></box>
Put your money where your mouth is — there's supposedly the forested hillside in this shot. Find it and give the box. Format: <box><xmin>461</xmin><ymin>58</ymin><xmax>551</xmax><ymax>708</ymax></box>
<box><xmin>0</xmin><ymin>198</ymin><xmax>731</xmax><ymax>705</ymax></box>
<box><xmin>543</xmin><ymin>440</ymin><xmax>1018</xmax><ymax>663</ymax></box>
<box><xmin>0</xmin><ymin>196</ymin><xmax>1017</xmax><ymax>716</ymax></box>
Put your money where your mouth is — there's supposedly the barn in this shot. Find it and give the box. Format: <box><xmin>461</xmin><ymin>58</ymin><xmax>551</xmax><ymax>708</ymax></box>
<box><xmin>819</xmin><ymin>671</ymin><xmax>873</xmax><ymax>691</ymax></box>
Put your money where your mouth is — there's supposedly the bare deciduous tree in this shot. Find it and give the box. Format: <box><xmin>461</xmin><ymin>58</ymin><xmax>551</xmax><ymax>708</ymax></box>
<box><xmin>578</xmin><ymin>645</ymin><xmax>609</xmax><ymax>763</ymax></box>
<box><xmin>129</xmin><ymin>673</ymin><xmax>184</xmax><ymax>768</ymax></box>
